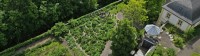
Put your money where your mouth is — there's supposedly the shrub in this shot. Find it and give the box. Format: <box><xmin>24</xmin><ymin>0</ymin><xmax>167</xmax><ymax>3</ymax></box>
<box><xmin>151</xmin><ymin>46</ymin><xmax>175</xmax><ymax>56</ymax></box>
<box><xmin>173</xmin><ymin>35</ymin><xmax>184</xmax><ymax>48</ymax></box>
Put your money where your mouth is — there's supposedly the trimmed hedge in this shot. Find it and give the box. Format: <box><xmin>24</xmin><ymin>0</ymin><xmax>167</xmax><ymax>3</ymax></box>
<box><xmin>0</xmin><ymin>30</ymin><xmax>51</xmax><ymax>55</ymax></box>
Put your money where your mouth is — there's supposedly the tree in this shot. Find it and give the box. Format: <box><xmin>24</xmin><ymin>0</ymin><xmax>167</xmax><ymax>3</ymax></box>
<box><xmin>98</xmin><ymin>0</ymin><xmax>117</xmax><ymax>8</ymax></box>
<box><xmin>0</xmin><ymin>10</ymin><xmax>7</xmax><ymax>48</ymax></box>
<box><xmin>0</xmin><ymin>0</ymin><xmax>99</xmax><ymax>51</ymax></box>
<box><xmin>145</xmin><ymin>0</ymin><xmax>165</xmax><ymax>23</ymax></box>
<box><xmin>124</xmin><ymin>0</ymin><xmax>148</xmax><ymax>28</ymax></box>
<box><xmin>111</xmin><ymin>19</ymin><xmax>138</xmax><ymax>56</ymax></box>
<box><xmin>112</xmin><ymin>0</ymin><xmax>148</xmax><ymax>28</ymax></box>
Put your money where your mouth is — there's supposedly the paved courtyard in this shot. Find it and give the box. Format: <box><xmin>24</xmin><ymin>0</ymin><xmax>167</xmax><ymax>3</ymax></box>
<box><xmin>158</xmin><ymin>32</ymin><xmax>180</xmax><ymax>53</ymax></box>
<box><xmin>159</xmin><ymin>31</ymin><xmax>200</xmax><ymax>56</ymax></box>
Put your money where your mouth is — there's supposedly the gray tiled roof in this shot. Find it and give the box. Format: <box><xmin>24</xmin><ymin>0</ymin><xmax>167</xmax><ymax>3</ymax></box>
<box><xmin>163</xmin><ymin>0</ymin><xmax>200</xmax><ymax>24</ymax></box>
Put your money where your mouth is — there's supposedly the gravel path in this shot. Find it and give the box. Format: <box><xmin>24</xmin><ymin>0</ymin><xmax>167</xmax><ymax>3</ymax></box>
<box><xmin>100</xmin><ymin>41</ymin><xmax>112</xmax><ymax>56</ymax></box>
<box><xmin>61</xmin><ymin>38</ymin><xmax>74</xmax><ymax>56</ymax></box>
<box><xmin>158</xmin><ymin>32</ymin><xmax>180</xmax><ymax>53</ymax></box>
<box><xmin>72</xmin><ymin>37</ymin><xmax>89</xmax><ymax>56</ymax></box>
<box><xmin>14</xmin><ymin>36</ymin><xmax>52</xmax><ymax>55</ymax></box>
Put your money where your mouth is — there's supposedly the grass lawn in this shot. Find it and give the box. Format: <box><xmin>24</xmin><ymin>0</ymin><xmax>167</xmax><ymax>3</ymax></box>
<box><xmin>192</xmin><ymin>52</ymin><xmax>200</xmax><ymax>56</ymax></box>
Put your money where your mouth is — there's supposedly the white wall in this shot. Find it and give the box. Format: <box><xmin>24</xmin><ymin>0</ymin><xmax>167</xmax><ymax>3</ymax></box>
<box><xmin>194</xmin><ymin>20</ymin><xmax>200</xmax><ymax>27</ymax></box>
<box><xmin>160</xmin><ymin>9</ymin><xmax>191</xmax><ymax>31</ymax></box>
<box><xmin>160</xmin><ymin>9</ymin><xmax>168</xmax><ymax>23</ymax></box>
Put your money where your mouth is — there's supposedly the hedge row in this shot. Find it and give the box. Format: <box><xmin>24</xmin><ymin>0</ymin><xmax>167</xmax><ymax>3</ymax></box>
<box><xmin>0</xmin><ymin>30</ymin><xmax>52</xmax><ymax>55</ymax></box>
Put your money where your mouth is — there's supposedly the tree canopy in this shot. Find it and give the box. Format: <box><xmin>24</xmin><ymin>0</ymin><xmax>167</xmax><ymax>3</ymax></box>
<box><xmin>145</xmin><ymin>0</ymin><xmax>165</xmax><ymax>23</ymax></box>
<box><xmin>0</xmin><ymin>0</ymin><xmax>100</xmax><ymax>51</ymax></box>
<box><xmin>111</xmin><ymin>19</ymin><xmax>139</xmax><ymax>56</ymax></box>
<box><xmin>111</xmin><ymin>0</ymin><xmax>148</xmax><ymax>28</ymax></box>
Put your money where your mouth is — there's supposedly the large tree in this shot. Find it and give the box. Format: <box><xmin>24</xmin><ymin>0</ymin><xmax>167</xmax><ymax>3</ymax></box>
<box><xmin>145</xmin><ymin>0</ymin><xmax>165</xmax><ymax>23</ymax></box>
<box><xmin>111</xmin><ymin>0</ymin><xmax>148</xmax><ymax>28</ymax></box>
<box><xmin>111</xmin><ymin>19</ymin><xmax>138</xmax><ymax>56</ymax></box>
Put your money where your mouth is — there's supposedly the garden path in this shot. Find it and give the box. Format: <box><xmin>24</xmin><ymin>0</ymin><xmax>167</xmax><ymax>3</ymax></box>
<box><xmin>61</xmin><ymin>38</ymin><xmax>74</xmax><ymax>56</ymax></box>
<box><xmin>71</xmin><ymin>37</ymin><xmax>89</xmax><ymax>56</ymax></box>
<box><xmin>158</xmin><ymin>32</ymin><xmax>180</xmax><ymax>53</ymax></box>
<box><xmin>100</xmin><ymin>41</ymin><xmax>112</xmax><ymax>56</ymax></box>
<box><xmin>14</xmin><ymin>36</ymin><xmax>52</xmax><ymax>55</ymax></box>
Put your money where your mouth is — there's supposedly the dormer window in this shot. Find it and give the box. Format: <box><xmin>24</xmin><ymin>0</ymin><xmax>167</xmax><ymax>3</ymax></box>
<box><xmin>166</xmin><ymin>12</ymin><xmax>171</xmax><ymax>19</ymax></box>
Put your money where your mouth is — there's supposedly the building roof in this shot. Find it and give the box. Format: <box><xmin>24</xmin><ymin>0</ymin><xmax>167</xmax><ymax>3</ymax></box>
<box><xmin>163</xmin><ymin>0</ymin><xmax>200</xmax><ymax>24</ymax></box>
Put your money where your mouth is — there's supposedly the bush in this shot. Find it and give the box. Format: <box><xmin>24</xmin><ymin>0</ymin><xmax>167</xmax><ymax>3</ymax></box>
<box><xmin>167</xmin><ymin>48</ymin><xmax>175</xmax><ymax>56</ymax></box>
<box><xmin>173</xmin><ymin>35</ymin><xmax>184</xmax><ymax>48</ymax></box>
<box><xmin>151</xmin><ymin>46</ymin><xmax>175</xmax><ymax>56</ymax></box>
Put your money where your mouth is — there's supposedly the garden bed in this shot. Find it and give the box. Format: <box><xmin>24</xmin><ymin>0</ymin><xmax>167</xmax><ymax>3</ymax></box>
<box><xmin>147</xmin><ymin>45</ymin><xmax>175</xmax><ymax>56</ymax></box>
<box><xmin>164</xmin><ymin>24</ymin><xmax>199</xmax><ymax>48</ymax></box>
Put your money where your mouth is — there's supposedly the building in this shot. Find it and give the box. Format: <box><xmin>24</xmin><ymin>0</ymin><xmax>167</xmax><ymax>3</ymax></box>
<box><xmin>157</xmin><ymin>0</ymin><xmax>200</xmax><ymax>31</ymax></box>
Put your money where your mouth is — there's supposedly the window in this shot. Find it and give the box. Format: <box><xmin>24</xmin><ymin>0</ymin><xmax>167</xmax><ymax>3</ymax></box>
<box><xmin>177</xmin><ymin>20</ymin><xmax>183</xmax><ymax>26</ymax></box>
<box><xmin>166</xmin><ymin>13</ymin><xmax>171</xmax><ymax>19</ymax></box>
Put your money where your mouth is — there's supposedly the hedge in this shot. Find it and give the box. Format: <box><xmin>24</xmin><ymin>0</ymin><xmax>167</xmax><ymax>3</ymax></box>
<box><xmin>0</xmin><ymin>30</ymin><xmax>52</xmax><ymax>55</ymax></box>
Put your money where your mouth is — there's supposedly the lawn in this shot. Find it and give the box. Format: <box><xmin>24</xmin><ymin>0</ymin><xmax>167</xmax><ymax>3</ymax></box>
<box><xmin>192</xmin><ymin>52</ymin><xmax>200</xmax><ymax>56</ymax></box>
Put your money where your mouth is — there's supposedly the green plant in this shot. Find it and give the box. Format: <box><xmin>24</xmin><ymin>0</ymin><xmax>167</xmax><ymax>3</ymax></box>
<box><xmin>24</xmin><ymin>42</ymin><xmax>71</xmax><ymax>56</ymax></box>
<box><xmin>111</xmin><ymin>19</ymin><xmax>139</xmax><ymax>56</ymax></box>
<box><xmin>192</xmin><ymin>52</ymin><xmax>200</xmax><ymax>56</ymax></box>
<box><xmin>1</xmin><ymin>1</ymin><xmax>121</xmax><ymax>56</ymax></box>
<box><xmin>0</xmin><ymin>30</ymin><xmax>51</xmax><ymax>56</ymax></box>
<box><xmin>173</xmin><ymin>35</ymin><xmax>184</xmax><ymax>48</ymax></box>
<box><xmin>167</xmin><ymin>48</ymin><xmax>175</xmax><ymax>56</ymax></box>
<box><xmin>151</xmin><ymin>46</ymin><xmax>175</xmax><ymax>56</ymax></box>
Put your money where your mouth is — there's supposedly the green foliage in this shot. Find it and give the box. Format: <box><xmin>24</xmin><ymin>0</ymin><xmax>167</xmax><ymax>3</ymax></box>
<box><xmin>192</xmin><ymin>52</ymin><xmax>200</xmax><ymax>56</ymax></box>
<box><xmin>64</xmin><ymin>14</ymin><xmax>115</xmax><ymax>56</ymax></box>
<box><xmin>111</xmin><ymin>19</ymin><xmax>138</xmax><ymax>56</ymax></box>
<box><xmin>110</xmin><ymin>0</ymin><xmax>148</xmax><ymax>28</ymax></box>
<box><xmin>98</xmin><ymin>0</ymin><xmax>117</xmax><ymax>8</ymax></box>
<box><xmin>24</xmin><ymin>42</ymin><xmax>70</xmax><ymax>56</ymax></box>
<box><xmin>0</xmin><ymin>31</ymin><xmax>51</xmax><ymax>56</ymax></box>
<box><xmin>145</xmin><ymin>0</ymin><xmax>165</xmax><ymax>23</ymax></box>
<box><xmin>0</xmin><ymin>1</ymin><xmax>121</xmax><ymax>55</ymax></box>
<box><xmin>184</xmin><ymin>28</ymin><xmax>195</xmax><ymax>40</ymax></box>
<box><xmin>165</xmin><ymin>24</ymin><xmax>192</xmax><ymax>48</ymax></box>
<box><xmin>151</xmin><ymin>46</ymin><xmax>175</xmax><ymax>56</ymax></box>
<box><xmin>173</xmin><ymin>35</ymin><xmax>185</xmax><ymax>48</ymax></box>
<box><xmin>0</xmin><ymin>0</ymin><xmax>99</xmax><ymax>51</ymax></box>
<box><xmin>166</xmin><ymin>48</ymin><xmax>176</xmax><ymax>56</ymax></box>
<box><xmin>51</xmin><ymin>22</ymin><xmax>68</xmax><ymax>37</ymax></box>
